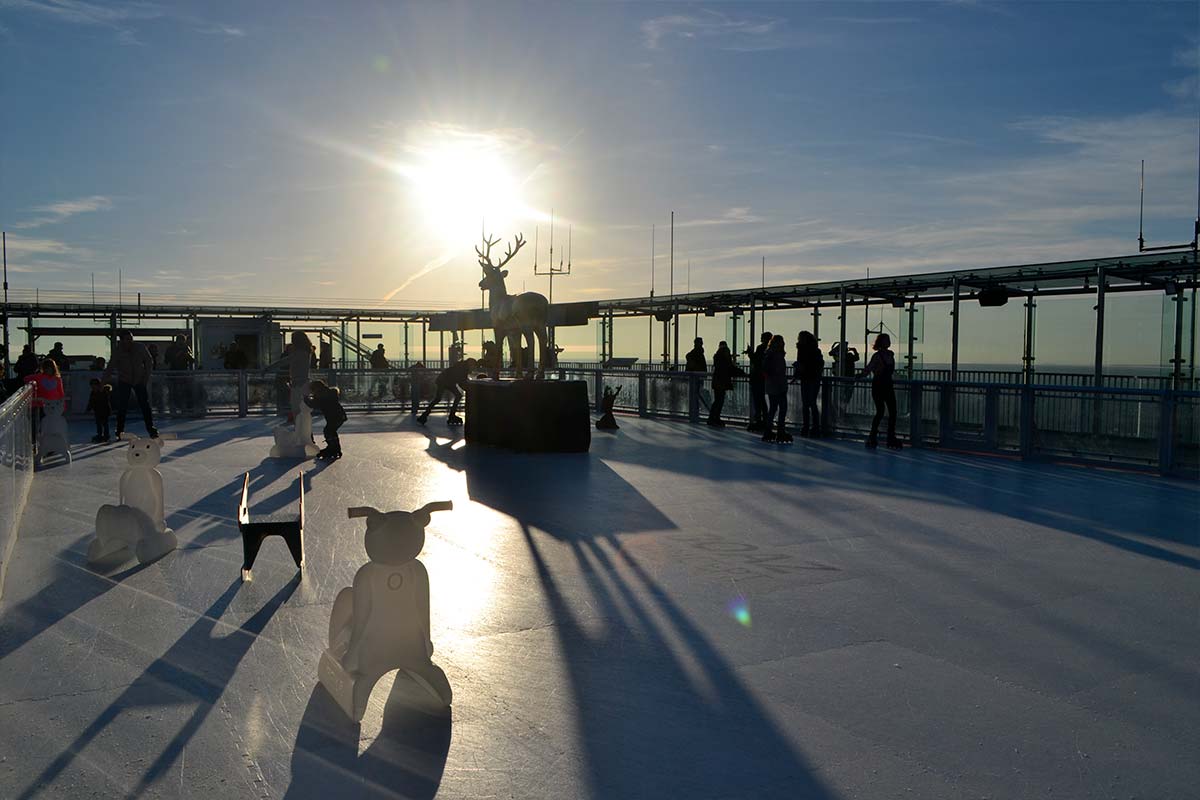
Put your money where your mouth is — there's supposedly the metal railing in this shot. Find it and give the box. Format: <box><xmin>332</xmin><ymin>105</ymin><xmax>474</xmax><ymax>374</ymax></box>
<box><xmin>50</xmin><ymin>368</ymin><xmax>1199</xmax><ymax>477</ymax></box>
<box><xmin>0</xmin><ymin>385</ymin><xmax>35</xmax><ymax>598</ymax></box>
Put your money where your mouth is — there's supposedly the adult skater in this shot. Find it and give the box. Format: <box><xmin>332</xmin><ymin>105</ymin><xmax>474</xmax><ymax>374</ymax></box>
<box><xmin>761</xmin><ymin>335</ymin><xmax>791</xmax><ymax>443</ymax></box>
<box><xmin>417</xmin><ymin>358</ymin><xmax>477</xmax><ymax>426</ymax></box>
<box><xmin>264</xmin><ymin>331</ymin><xmax>315</xmax><ymax>425</ymax></box>
<box><xmin>794</xmin><ymin>331</ymin><xmax>823</xmax><ymax>437</ymax></box>
<box><xmin>863</xmin><ymin>333</ymin><xmax>901</xmax><ymax>450</ymax></box>
<box><xmin>746</xmin><ymin>331</ymin><xmax>771</xmax><ymax>432</ymax></box>
<box><xmin>707</xmin><ymin>341</ymin><xmax>744</xmax><ymax>428</ymax></box>
<box><xmin>104</xmin><ymin>330</ymin><xmax>158</xmax><ymax>439</ymax></box>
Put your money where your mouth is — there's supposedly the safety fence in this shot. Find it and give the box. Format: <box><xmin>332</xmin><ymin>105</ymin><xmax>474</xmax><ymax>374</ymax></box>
<box><xmin>0</xmin><ymin>385</ymin><xmax>35</xmax><ymax>598</ymax></box>
<box><xmin>44</xmin><ymin>368</ymin><xmax>1200</xmax><ymax>477</ymax></box>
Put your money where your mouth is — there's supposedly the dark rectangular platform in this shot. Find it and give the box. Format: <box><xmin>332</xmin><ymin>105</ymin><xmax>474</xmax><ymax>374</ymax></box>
<box><xmin>465</xmin><ymin>379</ymin><xmax>591</xmax><ymax>452</ymax></box>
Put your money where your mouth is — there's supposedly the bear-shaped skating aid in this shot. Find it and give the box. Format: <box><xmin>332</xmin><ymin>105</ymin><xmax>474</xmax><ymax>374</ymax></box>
<box><xmin>270</xmin><ymin>388</ymin><xmax>320</xmax><ymax>458</ymax></box>
<box><xmin>318</xmin><ymin>500</ymin><xmax>454</xmax><ymax>721</ymax></box>
<box><xmin>88</xmin><ymin>437</ymin><xmax>177</xmax><ymax>565</ymax></box>
<box><xmin>35</xmin><ymin>399</ymin><xmax>72</xmax><ymax>466</ymax></box>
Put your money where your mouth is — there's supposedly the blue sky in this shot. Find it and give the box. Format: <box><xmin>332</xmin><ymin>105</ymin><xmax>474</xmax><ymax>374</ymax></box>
<box><xmin>1</xmin><ymin>0</ymin><xmax>1197</xmax><ymax>310</ymax></box>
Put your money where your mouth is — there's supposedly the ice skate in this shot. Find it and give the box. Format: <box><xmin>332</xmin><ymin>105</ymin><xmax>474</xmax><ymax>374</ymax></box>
<box><xmin>865</xmin><ymin>437</ymin><xmax>878</xmax><ymax>450</ymax></box>
<box><xmin>886</xmin><ymin>438</ymin><xmax>903</xmax><ymax>450</ymax></box>
<box><xmin>446</xmin><ymin>412</ymin><xmax>463</xmax><ymax>426</ymax></box>
<box><xmin>417</xmin><ymin>411</ymin><xmax>429</xmax><ymax>425</ymax></box>
<box><xmin>761</xmin><ymin>429</ymin><xmax>777</xmax><ymax>443</ymax></box>
<box><xmin>776</xmin><ymin>428</ymin><xmax>793</xmax><ymax>444</ymax></box>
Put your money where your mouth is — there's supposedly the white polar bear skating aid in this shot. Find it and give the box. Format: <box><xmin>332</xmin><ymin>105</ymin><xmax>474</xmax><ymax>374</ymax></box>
<box><xmin>318</xmin><ymin>501</ymin><xmax>454</xmax><ymax>721</ymax></box>
<box><xmin>270</xmin><ymin>391</ymin><xmax>320</xmax><ymax>458</ymax></box>
<box><xmin>88</xmin><ymin>437</ymin><xmax>177</xmax><ymax>565</ymax></box>
<box><xmin>35</xmin><ymin>398</ymin><xmax>72</xmax><ymax>466</ymax></box>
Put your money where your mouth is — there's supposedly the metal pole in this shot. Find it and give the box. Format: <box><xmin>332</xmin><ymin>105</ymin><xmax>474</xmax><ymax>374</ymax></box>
<box><xmin>906</xmin><ymin>299</ymin><xmax>916</xmax><ymax>375</ymax></box>
<box><xmin>1173</xmin><ymin>285</ymin><xmax>1185</xmax><ymax>387</ymax></box>
<box><xmin>404</xmin><ymin>321</ymin><xmax>409</xmax><ymax>366</ymax></box>
<box><xmin>1093</xmin><ymin>267</ymin><xmax>1106</xmax><ymax>387</ymax></box>
<box><xmin>950</xmin><ymin>277</ymin><xmax>961</xmax><ymax>381</ymax></box>
<box><xmin>2</xmin><ymin>231</ymin><xmax>8</xmax><ymax>379</ymax></box>
<box><xmin>1022</xmin><ymin>294</ymin><xmax>1036</xmax><ymax>384</ymax></box>
<box><xmin>812</xmin><ymin>305</ymin><xmax>820</xmax><ymax>347</ymax></box>
<box><xmin>670</xmin><ymin>211</ymin><xmax>676</xmax><ymax>368</ymax></box>
<box><xmin>356</xmin><ymin>317</ymin><xmax>362</xmax><ymax>370</ymax></box>
<box><xmin>761</xmin><ymin>256</ymin><xmax>766</xmax><ymax>332</ymax></box>
<box><xmin>649</xmin><ymin>224</ymin><xmax>655</xmax><ymax>367</ymax></box>
<box><xmin>838</xmin><ymin>288</ymin><xmax>847</xmax><ymax>377</ymax></box>
<box><xmin>749</xmin><ymin>296</ymin><xmax>757</xmax><ymax>361</ymax></box>
<box><xmin>422</xmin><ymin>320</ymin><xmax>427</xmax><ymax>363</ymax></box>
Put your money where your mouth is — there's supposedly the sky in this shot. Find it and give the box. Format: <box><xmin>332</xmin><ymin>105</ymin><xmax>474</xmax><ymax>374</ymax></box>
<box><xmin>1</xmin><ymin>0</ymin><xmax>1198</xmax><ymax>317</ymax></box>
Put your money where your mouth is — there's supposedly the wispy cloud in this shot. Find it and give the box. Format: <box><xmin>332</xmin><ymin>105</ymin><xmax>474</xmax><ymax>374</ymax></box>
<box><xmin>12</xmin><ymin>195</ymin><xmax>113</xmax><ymax>229</ymax></box>
<box><xmin>0</xmin><ymin>0</ymin><xmax>245</xmax><ymax>44</ymax></box>
<box><xmin>676</xmin><ymin>207</ymin><xmax>765</xmax><ymax>228</ymax></box>
<box><xmin>1164</xmin><ymin>40</ymin><xmax>1200</xmax><ymax>100</ymax></box>
<box><xmin>2</xmin><ymin>234</ymin><xmax>90</xmax><ymax>257</ymax></box>
<box><xmin>642</xmin><ymin>11</ymin><xmax>793</xmax><ymax>52</ymax></box>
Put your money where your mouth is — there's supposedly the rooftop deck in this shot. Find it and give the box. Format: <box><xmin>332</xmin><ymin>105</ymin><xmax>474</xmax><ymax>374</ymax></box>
<box><xmin>2</xmin><ymin>415</ymin><xmax>1198</xmax><ymax>799</ymax></box>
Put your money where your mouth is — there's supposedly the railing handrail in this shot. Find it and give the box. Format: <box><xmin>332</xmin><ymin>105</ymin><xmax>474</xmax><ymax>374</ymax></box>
<box><xmin>0</xmin><ymin>384</ymin><xmax>33</xmax><ymax>421</ymax></box>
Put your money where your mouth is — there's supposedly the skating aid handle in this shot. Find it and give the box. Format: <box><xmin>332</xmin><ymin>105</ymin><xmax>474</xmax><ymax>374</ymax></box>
<box><xmin>347</xmin><ymin>507</ymin><xmax>379</xmax><ymax>519</ymax></box>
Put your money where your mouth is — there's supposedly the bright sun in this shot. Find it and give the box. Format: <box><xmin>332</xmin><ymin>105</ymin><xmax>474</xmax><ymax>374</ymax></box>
<box><xmin>405</xmin><ymin>135</ymin><xmax>529</xmax><ymax>248</ymax></box>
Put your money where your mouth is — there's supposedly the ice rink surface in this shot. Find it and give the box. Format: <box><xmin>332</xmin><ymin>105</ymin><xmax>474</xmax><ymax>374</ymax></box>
<box><xmin>1</xmin><ymin>414</ymin><xmax>1197</xmax><ymax>799</ymax></box>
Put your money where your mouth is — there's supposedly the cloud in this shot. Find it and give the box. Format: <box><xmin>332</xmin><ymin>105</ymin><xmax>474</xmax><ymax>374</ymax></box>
<box><xmin>641</xmin><ymin>11</ymin><xmax>792</xmax><ymax>52</ymax></box>
<box><xmin>1</xmin><ymin>234</ymin><xmax>89</xmax><ymax>257</ymax></box>
<box><xmin>12</xmin><ymin>195</ymin><xmax>113</xmax><ymax>229</ymax></box>
<box><xmin>676</xmin><ymin>207</ymin><xmax>765</xmax><ymax>228</ymax></box>
<box><xmin>0</xmin><ymin>0</ymin><xmax>244</xmax><ymax>44</ymax></box>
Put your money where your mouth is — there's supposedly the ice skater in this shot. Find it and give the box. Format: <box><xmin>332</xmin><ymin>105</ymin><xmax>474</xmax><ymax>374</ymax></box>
<box><xmin>863</xmin><ymin>333</ymin><xmax>901</xmax><ymax>450</ymax></box>
<box><xmin>761</xmin><ymin>335</ymin><xmax>791</xmax><ymax>443</ymax></box>
<box><xmin>304</xmin><ymin>379</ymin><xmax>347</xmax><ymax>460</ymax></box>
<box><xmin>104</xmin><ymin>330</ymin><xmax>158</xmax><ymax>439</ymax></box>
<box><xmin>794</xmin><ymin>331</ymin><xmax>823</xmax><ymax>437</ymax></box>
<box><xmin>86</xmin><ymin>378</ymin><xmax>113</xmax><ymax>442</ymax></box>
<box><xmin>417</xmin><ymin>358</ymin><xmax>477</xmax><ymax>426</ymax></box>
<box><xmin>746</xmin><ymin>331</ymin><xmax>772</xmax><ymax>432</ymax></box>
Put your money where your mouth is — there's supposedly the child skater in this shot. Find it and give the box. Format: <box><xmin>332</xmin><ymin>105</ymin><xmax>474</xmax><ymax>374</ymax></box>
<box><xmin>24</xmin><ymin>359</ymin><xmax>66</xmax><ymax>445</ymax></box>
<box><xmin>86</xmin><ymin>378</ymin><xmax>113</xmax><ymax>442</ymax></box>
<box><xmin>304</xmin><ymin>379</ymin><xmax>347</xmax><ymax>460</ymax></box>
<box><xmin>862</xmin><ymin>333</ymin><xmax>901</xmax><ymax>450</ymax></box>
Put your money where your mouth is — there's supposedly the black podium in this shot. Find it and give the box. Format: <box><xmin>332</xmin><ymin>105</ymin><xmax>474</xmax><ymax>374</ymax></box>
<box><xmin>464</xmin><ymin>379</ymin><xmax>591</xmax><ymax>452</ymax></box>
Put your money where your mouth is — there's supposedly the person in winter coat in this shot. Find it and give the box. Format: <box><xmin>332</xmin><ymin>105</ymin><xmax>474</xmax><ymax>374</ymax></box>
<box><xmin>417</xmin><ymin>358</ymin><xmax>478</xmax><ymax>425</ymax></box>
<box><xmin>707</xmin><ymin>341</ymin><xmax>745</xmax><ymax>427</ymax></box>
<box><xmin>761</xmin><ymin>335</ymin><xmax>790</xmax><ymax>442</ymax></box>
<box><xmin>48</xmin><ymin>342</ymin><xmax>70</xmax><ymax>374</ymax></box>
<box><xmin>684</xmin><ymin>337</ymin><xmax>707</xmax><ymax>373</ymax></box>
<box><xmin>25</xmin><ymin>359</ymin><xmax>67</xmax><ymax>444</ymax></box>
<box><xmin>863</xmin><ymin>333</ymin><xmax>901</xmax><ymax>449</ymax></box>
<box><xmin>103</xmin><ymin>330</ymin><xmax>158</xmax><ymax>439</ymax></box>
<box><xmin>86</xmin><ymin>379</ymin><xmax>113</xmax><ymax>442</ymax></box>
<box><xmin>746</xmin><ymin>331</ymin><xmax>772</xmax><ymax>432</ymax></box>
<box><xmin>15</xmin><ymin>345</ymin><xmax>39</xmax><ymax>380</ymax></box>
<box><xmin>794</xmin><ymin>331</ymin><xmax>824</xmax><ymax>437</ymax></box>
<box><xmin>304</xmin><ymin>379</ymin><xmax>348</xmax><ymax>460</ymax></box>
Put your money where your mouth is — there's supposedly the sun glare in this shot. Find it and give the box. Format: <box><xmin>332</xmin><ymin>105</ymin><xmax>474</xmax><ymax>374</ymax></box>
<box><xmin>405</xmin><ymin>134</ymin><xmax>530</xmax><ymax>247</ymax></box>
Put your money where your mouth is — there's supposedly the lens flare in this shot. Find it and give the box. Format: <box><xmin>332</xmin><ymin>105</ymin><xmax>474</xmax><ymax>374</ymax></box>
<box><xmin>727</xmin><ymin>596</ymin><xmax>751</xmax><ymax>627</ymax></box>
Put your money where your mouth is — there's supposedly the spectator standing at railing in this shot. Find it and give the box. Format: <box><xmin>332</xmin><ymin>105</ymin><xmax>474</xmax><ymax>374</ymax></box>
<box><xmin>794</xmin><ymin>331</ymin><xmax>823</xmax><ymax>437</ymax></box>
<box><xmin>708</xmin><ymin>341</ymin><xmax>745</xmax><ymax>428</ymax></box>
<box><xmin>223</xmin><ymin>340</ymin><xmax>249</xmax><ymax>370</ymax></box>
<box><xmin>829</xmin><ymin>342</ymin><xmax>859</xmax><ymax>407</ymax></box>
<box><xmin>685</xmin><ymin>337</ymin><xmax>707</xmax><ymax>372</ymax></box>
<box><xmin>48</xmin><ymin>342</ymin><xmax>70</xmax><ymax>374</ymax></box>
<box><xmin>863</xmin><ymin>333</ymin><xmax>901</xmax><ymax>450</ymax></box>
<box><xmin>25</xmin><ymin>359</ymin><xmax>66</xmax><ymax>445</ymax></box>
<box><xmin>164</xmin><ymin>335</ymin><xmax>195</xmax><ymax>414</ymax></box>
<box><xmin>370</xmin><ymin>343</ymin><xmax>390</xmax><ymax>400</ymax></box>
<box><xmin>104</xmin><ymin>330</ymin><xmax>158</xmax><ymax>439</ymax></box>
<box><xmin>89</xmin><ymin>356</ymin><xmax>106</xmax><ymax>371</ymax></box>
<box><xmin>746</xmin><ymin>331</ymin><xmax>772</xmax><ymax>432</ymax></box>
<box><xmin>15</xmin><ymin>345</ymin><xmax>39</xmax><ymax>381</ymax></box>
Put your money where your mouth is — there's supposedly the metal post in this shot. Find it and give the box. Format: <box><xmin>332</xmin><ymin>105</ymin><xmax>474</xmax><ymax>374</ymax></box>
<box><xmin>812</xmin><ymin>305</ymin><xmax>820</xmax><ymax>347</ymax></box>
<box><xmin>356</xmin><ymin>318</ymin><xmax>362</xmax><ymax>370</ymax></box>
<box><xmin>950</xmin><ymin>278</ymin><xmax>960</xmax><ymax>382</ymax></box>
<box><xmin>688</xmin><ymin>372</ymin><xmax>701</xmax><ymax>423</ymax></box>
<box><xmin>673</xmin><ymin>302</ymin><xmax>680</xmax><ymax>370</ymax></box>
<box><xmin>909</xmin><ymin>381</ymin><xmax>922</xmax><ymax>446</ymax></box>
<box><xmin>905</xmin><ymin>299</ymin><xmax>916</xmax><ymax>375</ymax></box>
<box><xmin>748</xmin><ymin>297</ymin><xmax>757</xmax><ymax>359</ymax></box>
<box><xmin>1172</xmin><ymin>285</ymin><xmax>1185</xmax><ymax>388</ymax></box>
<box><xmin>2</xmin><ymin>231</ymin><xmax>9</xmax><ymax>380</ymax></box>
<box><xmin>1092</xmin><ymin>267</ymin><xmax>1106</xmax><ymax>435</ymax></box>
<box><xmin>439</xmin><ymin>331</ymin><xmax>444</xmax><ymax>364</ymax></box>
<box><xmin>838</xmin><ymin>288</ymin><xmax>847</xmax><ymax>377</ymax></box>
<box><xmin>421</xmin><ymin>320</ymin><xmax>427</xmax><ymax>363</ymax></box>
<box><xmin>404</xmin><ymin>321</ymin><xmax>409</xmax><ymax>366</ymax></box>
<box><xmin>1022</xmin><ymin>294</ymin><xmax>1036</xmax><ymax>385</ymax></box>
<box><xmin>637</xmin><ymin>371</ymin><xmax>648</xmax><ymax>417</ymax></box>
<box><xmin>1158</xmin><ymin>389</ymin><xmax>1176</xmax><ymax>475</ymax></box>
<box><xmin>1093</xmin><ymin>267</ymin><xmax>1106</xmax><ymax>387</ymax></box>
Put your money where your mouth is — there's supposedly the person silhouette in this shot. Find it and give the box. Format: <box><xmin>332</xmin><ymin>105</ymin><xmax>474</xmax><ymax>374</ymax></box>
<box><xmin>103</xmin><ymin>330</ymin><xmax>158</xmax><ymax>439</ymax></box>
<box><xmin>746</xmin><ymin>331</ymin><xmax>772</xmax><ymax>432</ymax></box>
<box><xmin>794</xmin><ymin>331</ymin><xmax>823</xmax><ymax>437</ymax></box>
<box><xmin>863</xmin><ymin>333</ymin><xmax>901</xmax><ymax>450</ymax></box>
<box><xmin>417</xmin><ymin>358</ymin><xmax>477</xmax><ymax>426</ymax></box>
<box><xmin>685</xmin><ymin>337</ymin><xmax>707</xmax><ymax>372</ymax></box>
<box><xmin>708</xmin><ymin>341</ymin><xmax>744</xmax><ymax>428</ymax></box>
<box><xmin>761</xmin><ymin>335</ymin><xmax>791</xmax><ymax>443</ymax></box>
<box><xmin>829</xmin><ymin>341</ymin><xmax>859</xmax><ymax>406</ymax></box>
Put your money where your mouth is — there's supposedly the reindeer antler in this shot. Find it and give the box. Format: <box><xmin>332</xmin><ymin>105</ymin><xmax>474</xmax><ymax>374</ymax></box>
<box><xmin>476</xmin><ymin>233</ymin><xmax>525</xmax><ymax>271</ymax></box>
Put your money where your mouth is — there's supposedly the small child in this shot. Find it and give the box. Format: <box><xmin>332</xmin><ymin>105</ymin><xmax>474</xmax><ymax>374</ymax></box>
<box><xmin>86</xmin><ymin>379</ymin><xmax>113</xmax><ymax>442</ymax></box>
<box><xmin>304</xmin><ymin>379</ymin><xmax>347</xmax><ymax>460</ymax></box>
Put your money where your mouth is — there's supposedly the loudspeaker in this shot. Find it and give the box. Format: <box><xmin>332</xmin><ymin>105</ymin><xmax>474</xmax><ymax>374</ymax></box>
<box><xmin>978</xmin><ymin>287</ymin><xmax>1009</xmax><ymax>307</ymax></box>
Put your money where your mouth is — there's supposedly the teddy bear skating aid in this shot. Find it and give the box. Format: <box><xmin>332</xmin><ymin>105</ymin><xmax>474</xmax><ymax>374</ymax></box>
<box><xmin>35</xmin><ymin>398</ymin><xmax>72</xmax><ymax>466</ymax></box>
<box><xmin>318</xmin><ymin>500</ymin><xmax>454</xmax><ymax>721</ymax></box>
<box><xmin>270</xmin><ymin>386</ymin><xmax>320</xmax><ymax>458</ymax></box>
<box><xmin>88</xmin><ymin>437</ymin><xmax>177</xmax><ymax>565</ymax></box>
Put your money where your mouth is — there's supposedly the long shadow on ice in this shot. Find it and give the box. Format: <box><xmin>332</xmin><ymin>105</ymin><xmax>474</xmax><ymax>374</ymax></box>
<box><xmin>14</xmin><ymin>577</ymin><xmax>298</xmax><ymax>799</ymax></box>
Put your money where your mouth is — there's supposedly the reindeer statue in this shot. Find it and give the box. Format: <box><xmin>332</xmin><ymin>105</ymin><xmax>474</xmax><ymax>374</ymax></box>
<box><xmin>477</xmin><ymin>233</ymin><xmax>550</xmax><ymax>379</ymax></box>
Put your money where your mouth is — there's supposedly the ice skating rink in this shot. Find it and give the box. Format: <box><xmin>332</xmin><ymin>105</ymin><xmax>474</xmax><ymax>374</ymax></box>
<box><xmin>2</xmin><ymin>414</ymin><xmax>1197</xmax><ymax>799</ymax></box>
